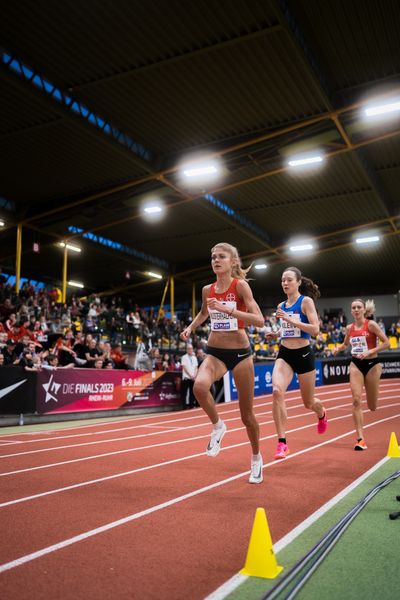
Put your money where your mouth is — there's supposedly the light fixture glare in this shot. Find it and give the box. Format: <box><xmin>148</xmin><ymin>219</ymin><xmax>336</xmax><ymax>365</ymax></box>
<box><xmin>59</xmin><ymin>242</ymin><xmax>81</xmax><ymax>253</ymax></box>
<box><xmin>183</xmin><ymin>164</ymin><xmax>218</xmax><ymax>177</ymax></box>
<box><xmin>144</xmin><ymin>205</ymin><xmax>162</xmax><ymax>214</ymax></box>
<box><xmin>355</xmin><ymin>235</ymin><xmax>380</xmax><ymax>244</ymax></box>
<box><xmin>364</xmin><ymin>100</ymin><xmax>400</xmax><ymax>117</ymax></box>
<box><xmin>289</xmin><ymin>243</ymin><xmax>314</xmax><ymax>252</ymax></box>
<box><xmin>288</xmin><ymin>155</ymin><xmax>323</xmax><ymax>167</ymax></box>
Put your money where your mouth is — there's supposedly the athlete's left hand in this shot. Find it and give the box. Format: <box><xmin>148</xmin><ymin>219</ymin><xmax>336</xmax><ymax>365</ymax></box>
<box><xmin>276</xmin><ymin>307</ymin><xmax>291</xmax><ymax>322</ymax></box>
<box><xmin>357</xmin><ymin>350</ymin><xmax>371</xmax><ymax>360</ymax></box>
<box><xmin>207</xmin><ymin>298</ymin><xmax>229</xmax><ymax>313</ymax></box>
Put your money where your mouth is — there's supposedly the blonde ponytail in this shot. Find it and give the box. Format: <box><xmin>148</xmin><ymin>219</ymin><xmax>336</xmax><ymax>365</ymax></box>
<box><xmin>365</xmin><ymin>299</ymin><xmax>375</xmax><ymax>318</ymax></box>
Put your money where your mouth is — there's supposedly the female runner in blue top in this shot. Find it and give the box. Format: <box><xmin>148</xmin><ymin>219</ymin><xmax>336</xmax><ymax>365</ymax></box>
<box><xmin>267</xmin><ymin>267</ymin><xmax>327</xmax><ymax>459</ymax></box>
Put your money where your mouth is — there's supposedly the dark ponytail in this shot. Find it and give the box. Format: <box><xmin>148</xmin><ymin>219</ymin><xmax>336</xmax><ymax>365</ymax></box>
<box><xmin>284</xmin><ymin>266</ymin><xmax>321</xmax><ymax>299</ymax></box>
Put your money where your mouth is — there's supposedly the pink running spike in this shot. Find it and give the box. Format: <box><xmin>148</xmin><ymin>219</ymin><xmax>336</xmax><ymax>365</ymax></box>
<box><xmin>317</xmin><ymin>411</ymin><xmax>328</xmax><ymax>434</ymax></box>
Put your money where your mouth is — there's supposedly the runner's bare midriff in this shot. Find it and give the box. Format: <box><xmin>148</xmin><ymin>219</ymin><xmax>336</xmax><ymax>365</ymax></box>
<box><xmin>208</xmin><ymin>329</ymin><xmax>250</xmax><ymax>349</ymax></box>
<box><xmin>281</xmin><ymin>338</ymin><xmax>310</xmax><ymax>350</ymax></box>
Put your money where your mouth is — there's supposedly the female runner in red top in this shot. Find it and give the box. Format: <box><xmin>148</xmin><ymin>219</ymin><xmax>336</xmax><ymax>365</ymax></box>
<box><xmin>332</xmin><ymin>299</ymin><xmax>389</xmax><ymax>450</ymax></box>
<box><xmin>180</xmin><ymin>243</ymin><xmax>265</xmax><ymax>484</ymax></box>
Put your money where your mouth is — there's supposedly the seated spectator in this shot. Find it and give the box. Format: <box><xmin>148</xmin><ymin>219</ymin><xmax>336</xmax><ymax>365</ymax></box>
<box><xmin>83</xmin><ymin>314</ymin><xmax>97</xmax><ymax>334</ymax></box>
<box><xmin>2</xmin><ymin>339</ymin><xmax>18</xmax><ymax>365</ymax></box>
<box><xmin>19</xmin><ymin>348</ymin><xmax>41</xmax><ymax>371</ymax></box>
<box><xmin>150</xmin><ymin>347</ymin><xmax>163</xmax><ymax>370</ymax></box>
<box><xmin>5</xmin><ymin>313</ymin><xmax>17</xmax><ymax>333</ymax></box>
<box><xmin>0</xmin><ymin>331</ymin><xmax>8</xmax><ymax>350</ymax></box>
<box><xmin>162</xmin><ymin>352</ymin><xmax>171</xmax><ymax>371</ymax></box>
<box><xmin>103</xmin><ymin>359</ymin><xmax>114</xmax><ymax>370</ymax></box>
<box><xmin>85</xmin><ymin>338</ymin><xmax>105</xmax><ymax>367</ymax></box>
<box><xmin>172</xmin><ymin>354</ymin><xmax>182</xmax><ymax>371</ymax></box>
<box><xmin>42</xmin><ymin>353</ymin><xmax>74</xmax><ymax>370</ymax></box>
<box><xmin>110</xmin><ymin>343</ymin><xmax>129</xmax><ymax>369</ymax></box>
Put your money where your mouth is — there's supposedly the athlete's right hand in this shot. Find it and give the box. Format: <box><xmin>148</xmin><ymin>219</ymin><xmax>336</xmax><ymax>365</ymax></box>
<box><xmin>180</xmin><ymin>327</ymin><xmax>192</xmax><ymax>342</ymax></box>
<box><xmin>265</xmin><ymin>331</ymin><xmax>279</xmax><ymax>340</ymax></box>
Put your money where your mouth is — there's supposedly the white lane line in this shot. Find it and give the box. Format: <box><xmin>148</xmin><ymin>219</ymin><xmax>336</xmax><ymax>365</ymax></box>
<box><xmin>205</xmin><ymin>455</ymin><xmax>391</xmax><ymax>600</ymax></box>
<box><xmin>1</xmin><ymin>407</ymin><xmax>398</xmax><ymax>508</ymax></box>
<box><xmin>1</xmin><ymin>414</ymin><xmax>399</xmax><ymax>575</ymax></box>
<box><xmin>0</xmin><ymin>394</ymin><xmax>398</xmax><ymax>469</ymax></box>
<box><xmin>0</xmin><ymin>381</ymin><xmax>397</xmax><ymax>446</ymax></box>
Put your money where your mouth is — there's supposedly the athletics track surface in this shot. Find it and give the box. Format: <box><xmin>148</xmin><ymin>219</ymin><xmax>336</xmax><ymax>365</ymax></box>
<box><xmin>0</xmin><ymin>379</ymin><xmax>399</xmax><ymax>600</ymax></box>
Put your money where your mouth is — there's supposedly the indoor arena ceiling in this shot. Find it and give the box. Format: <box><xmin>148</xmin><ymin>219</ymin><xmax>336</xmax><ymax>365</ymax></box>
<box><xmin>1</xmin><ymin>0</ymin><xmax>399</xmax><ymax>309</ymax></box>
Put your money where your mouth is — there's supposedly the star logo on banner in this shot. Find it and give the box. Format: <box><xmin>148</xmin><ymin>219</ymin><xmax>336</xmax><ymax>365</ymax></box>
<box><xmin>42</xmin><ymin>374</ymin><xmax>61</xmax><ymax>403</ymax></box>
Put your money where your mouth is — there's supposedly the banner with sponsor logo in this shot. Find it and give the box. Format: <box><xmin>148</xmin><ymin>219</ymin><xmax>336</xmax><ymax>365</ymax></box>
<box><xmin>322</xmin><ymin>359</ymin><xmax>350</xmax><ymax>385</ymax></box>
<box><xmin>223</xmin><ymin>360</ymin><xmax>322</xmax><ymax>402</ymax></box>
<box><xmin>380</xmin><ymin>358</ymin><xmax>400</xmax><ymax>378</ymax></box>
<box><xmin>36</xmin><ymin>369</ymin><xmax>182</xmax><ymax>414</ymax></box>
<box><xmin>0</xmin><ymin>368</ymin><xmax>36</xmax><ymax>413</ymax></box>
<box><xmin>321</xmin><ymin>354</ymin><xmax>400</xmax><ymax>384</ymax></box>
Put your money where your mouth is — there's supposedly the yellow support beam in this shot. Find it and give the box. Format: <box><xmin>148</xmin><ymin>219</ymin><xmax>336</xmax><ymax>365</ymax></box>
<box><xmin>157</xmin><ymin>277</ymin><xmax>170</xmax><ymax>323</ymax></box>
<box><xmin>192</xmin><ymin>282</ymin><xmax>196</xmax><ymax>319</ymax></box>
<box><xmin>170</xmin><ymin>275</ymin><xmax>175</xmax><ymax>320</ymax></box>
<box><xmin>15</xmin><ymin>224</ymin><xmax>22</xmax><ymax>294</ymax></box>
<box><xmin>62</xmin><ymin>245</ymin><xmax>68</xmax><ymax>303</ymax></box>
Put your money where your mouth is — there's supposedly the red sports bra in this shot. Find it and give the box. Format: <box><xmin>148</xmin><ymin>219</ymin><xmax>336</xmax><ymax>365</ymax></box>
<box><xmin>349</xmin><ymin>320</ymin><xmax>377</xmax><ymax>351</ymax></box>
<box><xmin>209</xmin><ymin>278</ymin><xmax>247</xmax><ymax>329</ymax></box>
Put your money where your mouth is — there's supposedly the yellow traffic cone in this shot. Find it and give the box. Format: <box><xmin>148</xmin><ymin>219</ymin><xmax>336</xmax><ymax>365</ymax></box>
<box><xmin>387</xmin><ymin>432</ymin><xmax>400</xmax><ymax>457</ymax></box>
<box><xmin>239</xmin><ymin>507</ymin><xmax>283</xmax><ymax>579</ymax></box>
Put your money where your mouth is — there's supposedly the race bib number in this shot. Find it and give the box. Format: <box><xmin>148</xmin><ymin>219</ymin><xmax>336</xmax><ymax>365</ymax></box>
<box><xmin>280</xmin><ymin>312</ymin><xmax>301</xmax><ymax>338</ymax></box>
<box><xmin>350</xmin><ymin>335</ymin><xmax>368</xmax><ymax>355</ymax></box>
<box><xmin>209</xmin><ymin>301</ymin><xmax>238</xmax><ymax>331</ymax></box>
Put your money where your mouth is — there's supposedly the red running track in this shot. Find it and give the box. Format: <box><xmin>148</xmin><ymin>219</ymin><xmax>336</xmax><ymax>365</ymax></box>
<box><xmin>0</xmin><ymin>379</ymin><xmax>399</xmax><ymax>600</ymax></box>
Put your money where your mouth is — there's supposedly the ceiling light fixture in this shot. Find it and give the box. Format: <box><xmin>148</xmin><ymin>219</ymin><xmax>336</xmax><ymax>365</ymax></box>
<box><xmin>289</xmin><ymin>243</ymin><xmax>314</xmax><ymax>252</ymax></box>
<box><xmin>355</xmin><ymin>235</ymin><xmax>380</xmax><ymax>245</ymax></box>
<box><xmin>254</xmin><ymin>264</ymin><xmax>268</xmax><ymax>270</ymax></box>
<box><xmin>59</xmin><ymin>242</ymin><xmax>81</xmax><ymax>253</ymax></box>
<box><xmin>183</xmin><ymin>164</ymin><xmax>218</xmax><ymax>177</ymax></box>
<box><xmin>364</xmin><ymin>99</ymin><xmax>400</xmax><ymax>117</ymax></box>
<box><xmin>288</xmin><ymin>155</ymin><xmax>324</xmax><ymax>168</ymax></box>
<box><xmin>68</xmin><ymin>280</ymin><xmax>84</xmax><ymax>288</ymax></box>
<box><xmin>144</xmin><ymin>205</ymin><xmax>162</xmax><ymax>214</ymax></box>
<box><xmin>179</xmin><ymin>157</ymin><xmax>222</xmax><ymax>185</ymax></box>
<box><xmin>147</xmin><ymin>271</ymin><xmax>162</xmax><ymax>279</ymax></box>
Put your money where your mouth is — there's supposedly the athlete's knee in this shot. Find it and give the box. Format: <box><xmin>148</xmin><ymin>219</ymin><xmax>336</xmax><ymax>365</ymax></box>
<box><xmin>272</xmin><ymin>386</ymin><xmax>284</xmax><ymax>403</ymax></box>
<box><xmin>240</xmin><ymin>410</ymin><xmax>256</xmax><ymax>429</ymax></box>
<box><xmin>352</xmin><ymin>394</ymin><xmax>362</xmax><ymax>408</ymax></box>
<box><xmin>302</xmin><ymin>398</ymin><xmax>314</xmax><ymax>410</ymax></box>
<box><xmin>193</xmin><ymin>379</ymin><xmax>210</xmax><ymax>399</ymax></box>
